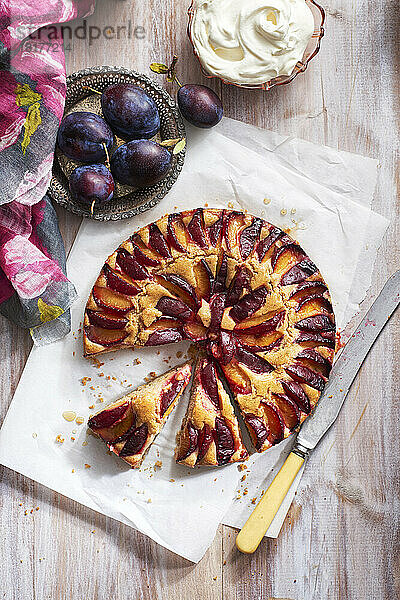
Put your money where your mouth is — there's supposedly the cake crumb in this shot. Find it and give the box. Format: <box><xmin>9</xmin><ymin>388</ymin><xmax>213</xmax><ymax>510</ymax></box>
<box><xmin>241</xmin><ymin>474</ymin><xmax>247</xmax><ymax>482</ymax></box>
<box><xmin>238</xmin><ymin>464</ymin><xmax>247</xmax><ymax>472</ymax></box>
<box><xmin>169</xmin><ymin>478</ymin><xmax>175</xmax><ymax>483</ymax></box>
<box><xmin>32</xmin><ymin>432</ymin><xmax>37</xmax><ymax>438</ymax></box>
<box><xmin>70</xmin><ymin>437</ymin><xmax>75</xmax><ymax>442</ymax></box>
<box><xmin>76</xmin><ymin>417</ymin><xmax>84</xmax><ymax>425</ymax></box>
<box><xmin>147</xmin><ymin>498</ymin><xmax>152</xmax><ymax>503</ymax></box>
<box><xmin>72</xmin><ymin>469</ymin><xmax>75</xmax><ymax>473</ymax></box>
<box><xmin>55</xmin><ymin>435</ymin><xmax>64</xmax><ymax>444</ymax></box>
<box><xmin>280</xmin><ymin>208</ymin><xmax>287</xmax><ymax>216</ymax></box>
<box><xmin>213</xmin><ymin>576</ymin><xmax>217</xmax><ymax>581</ymax></box>
<box><xmin>82</xmin><ymin>441</ymin><xmax>88</xmax><ymax>446</ymax></box>
<box><xmin>88</xmin><ymin>404</ymin><xmax>95</xmax><ymax>409</ymax></box>
<box><xmin>251</xmin><ymin>497</ymin><xmax>257</xmax><ymax>504</ymax></box>
<box><xmin>223</xmin><ymin>560</ymin><xmax>227</xmax><ymax>566</ymax></box>
<box><xmin>154</xmin><ymin>460</ymin><xmax>162</xmax><ymax>469</ymax></box>
<box><xmin>91</xmin><ymin>358</ymin><xmax>104</xmax><ymax>369</ymax></box>
<box><xmin>176</xmin><ymin>351</ymin><xmax>183</xmax><ymax>358</ymax></box>
<box><xmin>263</xmin><ymin>198</ymin><xmax>271</xmax><ymax>205</ymax></box>
<box><xmin>84</xmin><ymin>463</ymin><xmax>91</xmax><ymax>469</ymax></box>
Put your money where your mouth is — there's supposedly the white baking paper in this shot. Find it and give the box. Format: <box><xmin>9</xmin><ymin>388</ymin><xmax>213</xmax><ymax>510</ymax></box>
<box><xmin>0</xmin><ymin>118</ymin><xmax>389</xmax><ymax>562</ymax></box>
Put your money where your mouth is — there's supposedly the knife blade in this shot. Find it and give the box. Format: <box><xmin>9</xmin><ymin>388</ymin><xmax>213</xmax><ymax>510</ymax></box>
<box><xmin>236</xmin><ymin>270</ymin><xmax>400</xmax><ymax>554</ymax></box>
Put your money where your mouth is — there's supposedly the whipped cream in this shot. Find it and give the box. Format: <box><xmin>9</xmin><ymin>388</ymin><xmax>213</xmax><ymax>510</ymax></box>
<box><xmin>190</xmin><ymin>0</ymin><xmax>314</xmax><ymax>85</ymax></box>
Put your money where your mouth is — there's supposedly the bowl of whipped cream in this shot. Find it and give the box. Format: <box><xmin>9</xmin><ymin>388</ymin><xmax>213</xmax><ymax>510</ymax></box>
<box><xmin>187</xmin><ymin>0</ymin><xmax>324</xmax><ymax>90</ymax></box>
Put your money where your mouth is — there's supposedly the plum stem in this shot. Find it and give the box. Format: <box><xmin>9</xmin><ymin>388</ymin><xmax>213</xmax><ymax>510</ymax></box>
<box><xmin>152</xmin><ymin>55</ymin><xmax>184</xmax><ymax>87</ymax></box>
<box><xmin>102</xmin><ymin>142</ymin><xmax>110</xmax><ymax>169</ymax></box>
<box><xmin>83</xmin><ymin>85</ymin><xmax>102</xmax><ymax>96</ymax></box>
<box><xmin>167</xmin><ymin>55</ymin><xmax>183</xmax><ymax>88</ymax></box>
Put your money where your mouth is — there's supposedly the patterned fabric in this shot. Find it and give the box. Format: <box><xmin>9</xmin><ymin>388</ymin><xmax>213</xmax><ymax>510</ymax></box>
<box><xmin>0</xmin><ymin>0</ymin><xmax>95</xmax><ymax>344</ymax></box>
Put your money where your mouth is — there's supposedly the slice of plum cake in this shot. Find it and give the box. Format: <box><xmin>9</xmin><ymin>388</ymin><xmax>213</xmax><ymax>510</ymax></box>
<box><xmin>88</xmin><ymin>362</ymin><xmax>192</xmax><ymax>467</ymax></box>
<box><xmin>175</xmin><ymin>355</ymin><xmax>248</xmax><ymax>467</ymax></box>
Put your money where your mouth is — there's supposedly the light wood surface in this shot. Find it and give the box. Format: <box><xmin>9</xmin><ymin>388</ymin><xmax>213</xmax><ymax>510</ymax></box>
<box><xmin>1</xmin><ymin>0</ymin><xmax>399</xmax><ymax>598</ymax></box>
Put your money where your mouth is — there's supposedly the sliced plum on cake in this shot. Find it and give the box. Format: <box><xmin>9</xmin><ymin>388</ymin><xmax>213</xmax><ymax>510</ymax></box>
<box><xmin>256</xmin><ymin>226</ymin><xmax>284</xmax><ymax>262</ymax></box>
<box><xmin>213</xmin><ymin>338</ymin><xmax>288</xmax><ymax>453</ymax></box>
<box><xmin>175</xmin><ymin>356</ymin><xmax>248</xmax><ymax>467</ymax></box>
<box><xmin>88</xmin><ymin>362</ymin><xmax>192</xmax><ymax>467</ymax></box>
<box><xmin>285</xmin><ymin>346</ymin><xmax>334</xmax><ymax>392</ymax></box>
<box><xmin>84</xmin><ymin>274</ymin><xmax>138</xmax><ymax>356</ymax></box>
<box><xmin>83</xmin><ymin>246</ymin><xmax>156</xmax><ymax>356</ymax></box>
<box><xmin>237</xmin><ymin>383</ymin><xmax>313</xmax><ymax>453</ymax></box>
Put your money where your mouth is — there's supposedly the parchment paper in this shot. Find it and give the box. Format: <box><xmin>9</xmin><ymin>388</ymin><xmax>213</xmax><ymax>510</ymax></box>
<box><xmin>0</xmin><ymin>118</ymin><xmax>389</xmax><ymax>562</ymax></box>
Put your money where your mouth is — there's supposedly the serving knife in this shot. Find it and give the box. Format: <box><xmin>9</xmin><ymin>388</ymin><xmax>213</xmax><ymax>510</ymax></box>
<box><xmin>236</xmin><ymin>269</ymin><xmax>400</xmax><ymax>554</ymax></box>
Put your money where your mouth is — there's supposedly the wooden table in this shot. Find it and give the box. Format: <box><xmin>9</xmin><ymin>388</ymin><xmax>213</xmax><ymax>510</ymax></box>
<box><xmin>1</xmin><ymin>1</ymin><xmax>399</xmax><ymax>598</ymax></box>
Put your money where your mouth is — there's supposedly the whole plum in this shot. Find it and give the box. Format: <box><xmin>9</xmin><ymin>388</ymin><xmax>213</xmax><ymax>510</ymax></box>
<box><xmin>57</xmin><ymin>112</ymin><xmax>113</xmax><ymax>163</ymax></box>
<box><xmin>101</xmin><ymin>84</ymin><xmax>160</xmax><ymax>140</ymax></box>
<box><xmin>110</xmin><ymin>140</ymin><xmax>171</xmax><ymax>188</ymax></box>
<box><xmin>177</xmin><ymin>84</ymin><xmax>223</xmax><ymax>129</ymax></box>
<box><xmin>69</xmin><ymin>163</ymin><xmax>114</xmax><ymax>211</ymax></box>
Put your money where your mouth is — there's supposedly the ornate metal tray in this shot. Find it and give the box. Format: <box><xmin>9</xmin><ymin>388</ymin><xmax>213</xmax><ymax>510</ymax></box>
<box><xmin>48</xmin><ymin>66</ymin><xmax>186</xmax><ymax>221</ymax></box>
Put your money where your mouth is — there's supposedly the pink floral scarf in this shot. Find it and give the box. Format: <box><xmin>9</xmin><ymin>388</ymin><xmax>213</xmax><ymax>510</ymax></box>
<box><xmin>0</xmin><ymin>0</ymin><xmax>95</xmax><ymax>344</ymax></box>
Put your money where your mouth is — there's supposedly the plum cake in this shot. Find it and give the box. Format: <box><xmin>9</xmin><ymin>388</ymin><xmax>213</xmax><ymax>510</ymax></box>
<box><xmin>87</xmin><ymin>362</ymin><xmax>192</xmax><ymax>467</ymax></box>
<box><xmin>84</xmin><ymin>208</ymin><xmax>336</xmax><ymax>458</ymax></box>
<box><xmin>175</xmin><ymin>355</ymin><xmax>248</xmax><ymax>466</ymax></box>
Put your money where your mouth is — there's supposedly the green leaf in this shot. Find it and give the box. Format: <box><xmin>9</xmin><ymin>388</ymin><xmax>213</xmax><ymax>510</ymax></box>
<box><xmin>150</xmin><ymin>62</ymin><xmax>169</xmax><ymax>74</ymax></box>
<box><xmin>173</xmin><ymin>138</ymin><xmax>186</xmax><ymax>154</ymax></box>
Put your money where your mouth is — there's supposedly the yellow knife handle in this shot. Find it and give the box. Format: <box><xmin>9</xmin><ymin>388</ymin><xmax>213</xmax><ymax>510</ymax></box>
<box><xmin>236</xmin><ymin>451</ymin><xmax>305</xmax><ymax>554</ymax></box>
